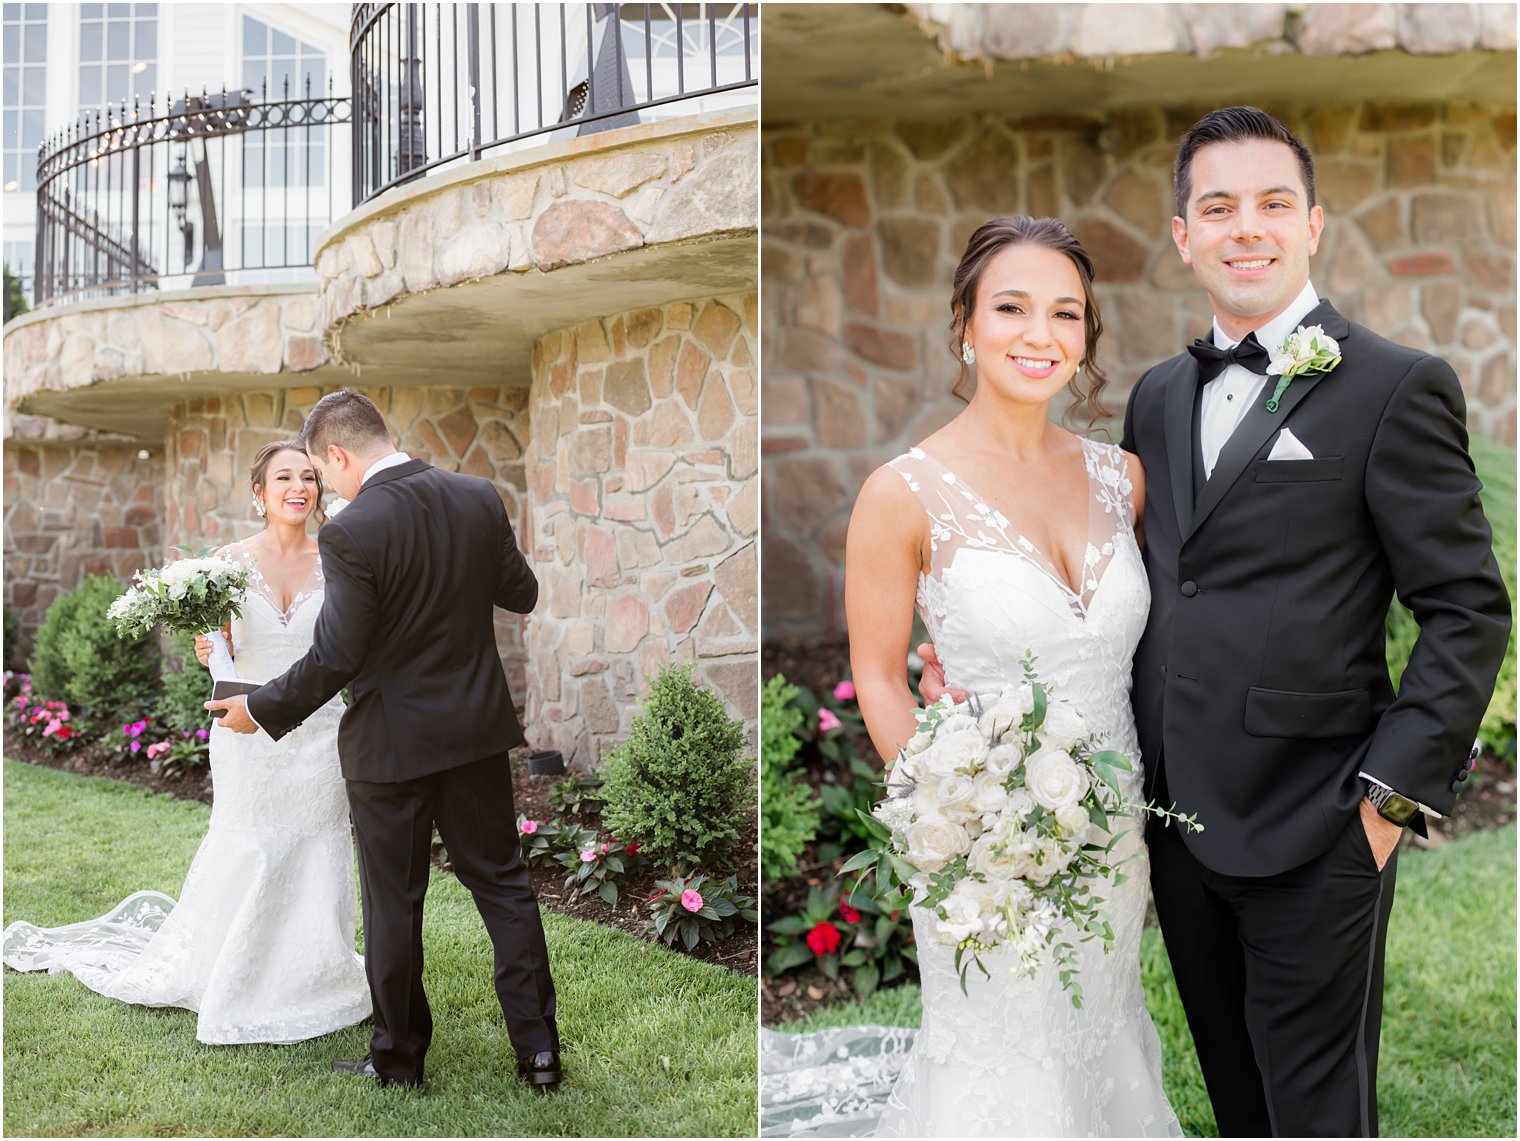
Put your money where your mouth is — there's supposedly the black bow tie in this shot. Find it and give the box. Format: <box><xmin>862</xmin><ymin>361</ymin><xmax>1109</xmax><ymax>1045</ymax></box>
<box><xmin>1187</xmin><ymin>332</ymin><xmax>1270</xmax><ymax>383</ymax></box>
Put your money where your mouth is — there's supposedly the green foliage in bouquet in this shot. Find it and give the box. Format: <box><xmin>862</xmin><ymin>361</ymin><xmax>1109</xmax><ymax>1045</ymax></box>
<box><xmin>646</xmin><ymin>873</ymin><xmax>758</xmax><ymax>950</ymax></box>
<box><xmin>1386</xmin><ymin>438</ymin><xmax>1516</xmax><ymax>760</ymax></box>
<box><xmin>31</xmin><ymin>575</ymin><xmax>160</xmax><ymax>717</ymax></box>
<box><xmin>601</xmin><ymin>662</ymin><xmax>753</xmax><ymax>875</ymax></box>
<box><xmin>155</xmin><ymin>631</ymin><xmax>214</xmax><ymax>733</ymax></box>
<box><xmin>761</xmin><ymin>673</ymin><xmax>821</xmax><ymax>885</ymax></box>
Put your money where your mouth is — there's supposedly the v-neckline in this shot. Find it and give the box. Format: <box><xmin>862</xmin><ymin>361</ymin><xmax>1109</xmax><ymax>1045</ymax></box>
<box><xmin>237</xmin><ymin>541</ymin><xmax>323</xmax><ymax>626</ymax></box>
<box><xmin>913</xmin><ymin>440</ymin><xmax>1102</xmax><ymax>609</ymax></box>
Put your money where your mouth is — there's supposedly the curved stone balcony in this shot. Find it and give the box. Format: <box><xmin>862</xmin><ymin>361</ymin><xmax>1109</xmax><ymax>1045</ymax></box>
<box><xmin>316</xmin><ymin>107</ymin><xmax>756</xmax><ymax>386</ymax></box>
<box><xmin>2</xmin><ymin>107</ymin><xmax>758</xmax><ymax>440</ymax></box>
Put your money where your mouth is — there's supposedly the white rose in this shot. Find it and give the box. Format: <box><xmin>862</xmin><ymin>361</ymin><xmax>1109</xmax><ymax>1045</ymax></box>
<box><xmin>1025</xmin><ymin>747</ymin><xmax>1089</xmax><ymax>811</ymax></box>
<box><xmin>326</xmin><ymin>495</ymin><xmax>350</xmax><ymax>517</ymax></box>
<box><xmin>935</xmin><ymin>712</ymin><xmax>977</xmax><ymax>737</ymax></box>
<box><xmin>921</xmin><ymin>727</ymin><xmax>986</xmax><ymax>777</ymax></box>
<box><xmin>933</xmin><ymin>772</ymin><xmax>976</xmax><ymax>812</ymax></box>
<box><xmin>874</xmin><ymin>791</ymin><xmax>915</xmax><ymax>834</ymax></box>
<box><xmin>1055</xmin><ymin>803</ymin><xmax>1092</xmax><ymax>842</ymax></box>
<box><xmin>970</xmin><ymin>770</ymin><xmax>1008</xmax><ymax>815</ymax></box>
<box><xmin>976</xmin><ymin>684</ymin><xmax>1034</xmax><ymax>741</ymax></box>
<box><xmin>904</xmin><ymin>815</ymin><xmax>971</xmax><ymax>872</ymax></box>
<box><xmin>934</xmin><ymin>889</ymin><xmax>984</xmax><ymax>945</ymax></box>
<box><xmin>1039</xmin><ymin>702</ymin><xmax>1087</xmax><ymax>751</ymax></box>
<box><xmin>983</xmin><ymin>743</ymin><xmax>1023</xmax><ymax>777</ymax></box>
<box><xmin>903</xmin><ymin>724</ymin><xmax>934</xmax><ymax>757</ymax></box>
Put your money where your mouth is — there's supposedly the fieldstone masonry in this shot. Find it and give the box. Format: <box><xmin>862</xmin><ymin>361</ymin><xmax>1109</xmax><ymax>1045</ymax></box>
<box><xmin>526</xmin><ymin>293</ymin><xmax>760</xmax><ymax>767</ymax></box>
<box><xmin>3</xmin><ymin>442</ymin><xmax>164</xmax><ymax>640</ymax></box>
<box><xmin>762</xmin><ymin>102</ymin><xmax>1516</xmax><ymax>637</ymax></box>
<box><xmin>161</xmin><ymin>385</ymin><xmax>535</xmax><ymax>695</ymax></box>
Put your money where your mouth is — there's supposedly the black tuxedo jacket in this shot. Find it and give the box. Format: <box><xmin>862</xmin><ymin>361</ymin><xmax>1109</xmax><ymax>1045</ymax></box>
<box><xmin>249</xmin><ymin>459</ymin><xmax>537</xmax><ymax>783</ymax></box>
<box><xmin>1122</xmin><ymin>300</ymin><xmax>1510</xmax><ymax>876</ymax></box>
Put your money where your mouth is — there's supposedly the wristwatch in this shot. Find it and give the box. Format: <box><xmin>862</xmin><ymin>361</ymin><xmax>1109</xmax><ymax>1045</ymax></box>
<box><xmin>1365</xmin><ymin>781</ymin><xmax>1420</xmax><ymax>828</ymax></box>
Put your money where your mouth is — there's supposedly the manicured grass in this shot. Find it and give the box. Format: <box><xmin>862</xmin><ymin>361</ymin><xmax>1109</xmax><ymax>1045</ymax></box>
<box><xmin>3</xmin><ymin>760</ymin><xmax>757</xmax><ymax>1137</ymax></box>
<box><xmin>779</xmin><ymin>826</ymin><xmax>1517</xmax><ymax>1138</ymax></box>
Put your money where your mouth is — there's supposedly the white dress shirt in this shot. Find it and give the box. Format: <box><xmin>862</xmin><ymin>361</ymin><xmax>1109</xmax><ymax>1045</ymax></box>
<box><xmin>1198</xmin><ymin>280</ymin><xmax>1320</xmax><ymax>478</ymax></box>
<box><xmin>361</xmin><ymin>451</ymin><xmax>412</xmax><ymax>485</ymax></box>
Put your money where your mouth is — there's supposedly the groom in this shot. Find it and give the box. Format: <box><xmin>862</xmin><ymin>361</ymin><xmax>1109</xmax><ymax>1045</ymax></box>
<box><xmin>208</xmin><ymin>389</ymin><xmax>561</xmax><ymax>1091</ymax></box>
<box><xmin>1120</xmin><ymin>107</ymin><xmax>1508</xmax><ymax>1136</ymax></box>
<box><xmin>925</xmin><ymin>107</ymin><xmax>1509</xmax><ymax>1136</ymax></box>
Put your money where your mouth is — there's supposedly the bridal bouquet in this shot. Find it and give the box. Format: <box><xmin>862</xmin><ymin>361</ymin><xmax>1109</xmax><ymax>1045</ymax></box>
<box><xmin>845</xmin><ymin>657</ymin><xmax>1200</xmax><ymax>1005</ymax></box>
<box><xmin>107</xmin><ymin>547</ymin><xmax>251</xmax><ymax>681</ymax></box>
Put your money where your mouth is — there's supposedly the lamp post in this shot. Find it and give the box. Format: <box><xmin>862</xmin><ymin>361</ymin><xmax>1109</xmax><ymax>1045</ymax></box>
<box><xmin>167</xmin><ymin>147</ymin><xmax>194</xmax><ymax>271</ymax></box>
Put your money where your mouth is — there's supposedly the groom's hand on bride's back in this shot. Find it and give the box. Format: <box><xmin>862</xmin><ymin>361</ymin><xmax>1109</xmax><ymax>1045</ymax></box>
<box><xmin>916</xmin><ymin>643</ymin><xmax>970</xmax><ymax>706</ymax></box>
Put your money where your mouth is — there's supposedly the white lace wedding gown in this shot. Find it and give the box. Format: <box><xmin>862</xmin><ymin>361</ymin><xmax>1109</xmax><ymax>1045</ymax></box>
<box><xmin>762</xmin><ymin>440</ymin><xmax>1180</xmax><ymax>1137</ymax></box>
<box><xmin>3</xmin><ymin>542</ymin><xmax>372</xmax><ymax>1044</ymax></box>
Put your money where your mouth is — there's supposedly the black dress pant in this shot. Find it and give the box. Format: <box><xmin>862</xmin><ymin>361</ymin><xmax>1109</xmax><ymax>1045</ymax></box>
<box><xmin>345</xmin><ymin>752</ymin><xmax>558</xmax><ymax>1083</ymax></box>
<box><xmin>1148</xmin><ymin>768</ymin><xmax>1399</xmax><ymax>1137</ymax></box>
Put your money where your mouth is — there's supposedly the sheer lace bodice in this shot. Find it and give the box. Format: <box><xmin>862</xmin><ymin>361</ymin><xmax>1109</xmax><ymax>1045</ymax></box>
<box><xmin>762</xmin><ymin>438</ymin><xmax>1177</xmax><ymax>1138</ymax></box>
<box><xmin>4</xmin><ymin>543</ymin><xmax>370</xmax><ymax>1045</ymax></box>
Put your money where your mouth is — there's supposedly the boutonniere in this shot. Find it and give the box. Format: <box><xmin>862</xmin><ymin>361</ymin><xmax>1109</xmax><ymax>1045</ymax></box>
<box><xmin>1264</xmin><ymin>325</ymin><xmax>1341</xmax><ymax>411</ymax></box>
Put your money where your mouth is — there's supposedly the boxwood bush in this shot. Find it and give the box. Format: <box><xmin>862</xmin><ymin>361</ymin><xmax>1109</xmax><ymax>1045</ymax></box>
<box><xmin>30</xmin><ymin>574</ymin><xmax>159</xmax><ymax>717</ymax></box>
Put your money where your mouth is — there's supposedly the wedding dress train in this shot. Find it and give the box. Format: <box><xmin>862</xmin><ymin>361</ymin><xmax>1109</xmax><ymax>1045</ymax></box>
<box><xmin>762</xmin><ymin>440</ymin><xmax>1180</xmax><ymax>1137</ymax></box>
<box><xmin>3</xmin><ymin>542</ymin><xmax>371</xmax><ymax>1044</ymax></box>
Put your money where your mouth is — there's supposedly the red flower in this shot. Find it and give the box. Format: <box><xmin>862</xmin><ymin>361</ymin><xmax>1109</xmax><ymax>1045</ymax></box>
<box><xmin>625</xmin><ymin>841</ymin><xmax>641</xmax><ymax>855</ymax></box>
<box><xmin>805</xmin><ymin>921</ymin><xmax>842</xmax><ymax>956</ymax></box>
<box><xmin>839</xmin><ymin>904</ymin><xmax>861</xmax><ymax>924</ymax></box>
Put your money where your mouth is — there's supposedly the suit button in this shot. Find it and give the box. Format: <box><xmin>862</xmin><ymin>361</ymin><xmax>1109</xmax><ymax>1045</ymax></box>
<box><xmin>1180</xmin><ymin>580</ymin><xmax>1199</xmax><ymax>597</ymax></box>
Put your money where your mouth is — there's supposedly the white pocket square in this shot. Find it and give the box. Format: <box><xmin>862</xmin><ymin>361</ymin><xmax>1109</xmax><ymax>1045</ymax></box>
<box><xmin>1267</xmin><ymin>428</ymin><xmax>1314</xmax><ymax>461</ymax></box>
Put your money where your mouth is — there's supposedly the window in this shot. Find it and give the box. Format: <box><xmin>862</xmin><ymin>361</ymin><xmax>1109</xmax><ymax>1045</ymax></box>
<box><xmin>3</xmin><ymin>3</ymin><xmax>48</xmax><ymax>192</ymax></box>
<box><xmin>240</xmin><ymin>16</ymin><xmax>328</xmax><ymax>190</ymax></box>
<box><xmin>78</xmin><ymin>3</ymin><xmax>157</xmax><ymax>113</ymax></box>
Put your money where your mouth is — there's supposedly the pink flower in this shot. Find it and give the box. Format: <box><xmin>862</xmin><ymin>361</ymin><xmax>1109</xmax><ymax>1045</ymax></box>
<box><xmin>146</xmin><ymin>742</ymin><xmax>171</xmax><ymax>760</ymax></box>
<box><xmin>580</xmin><ymin>849</ymin><xmax>596</xmax><ymax>863</ymax></box>
<box><xmin>521</xmin><ymin>820</ymin><xmax>539</xmax><ymax>835</ymax></box>
<box><xmin>195</xmin><ymin>729</ymin><xmax>209</xmax><ymax>741</ymax></box>
<box><xmin>680</xmin><ymin>889</ymin><xmax>704</xmax><ymax>912</ymax></box>
<box><xmin>130</xmin><ymin>741</ymin><xmax>141</xmax><ymax>755</ymax></box>
<box><xmin>600</xmin><ymin>843</ymin><xmax>609</xmax><ymax>853</ymax></box>
<box><xmin>833</xmin><ymin>680</ymin><xmax>856</xmax><ymax>701</ymax></box>
<box><xmin>818</xmin><ymin>708</ymin><xmax>842</xmax><ymax>732</ymax></box>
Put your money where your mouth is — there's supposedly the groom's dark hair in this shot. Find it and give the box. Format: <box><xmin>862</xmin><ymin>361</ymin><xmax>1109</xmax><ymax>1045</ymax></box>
<box><xmin>1173</xmin><ymin>106</ymin><xmax>1316</xmax><ymax>218</ymax></box>
<box><xmin>300</xmin><ymin>389</ymin><xmax>394</xmax><ymax>457</ymax></box>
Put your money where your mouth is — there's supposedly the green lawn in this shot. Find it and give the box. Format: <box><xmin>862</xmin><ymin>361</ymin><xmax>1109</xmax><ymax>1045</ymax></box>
<box><xmin>780</xmin><ymin>825</ymin><xmax>1517</xmax><ymax>1138</ymax></box>
<box><xmin>3</xmin><ymin>760</ymin><xmax>757</xmax><ymax>1137</ymax></box>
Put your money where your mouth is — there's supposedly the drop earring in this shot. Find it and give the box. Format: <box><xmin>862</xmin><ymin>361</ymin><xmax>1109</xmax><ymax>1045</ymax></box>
<box><xmin>253</xmin><ymin>496</ymin><xmax>266</xmax><ymax>518</ymax></box>
<box><xmin>961</xmin><ymin>342</ymin><xmax>976</xmax><ymax>366</ymax></box>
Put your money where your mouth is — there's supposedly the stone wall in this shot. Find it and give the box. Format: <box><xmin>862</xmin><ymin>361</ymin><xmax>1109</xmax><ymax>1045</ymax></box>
<box><xmin>162</xmin><ymin>384</ymin><xmax>534</xmax><ymax>694</ymax></box>
<box><xmin>761</xmin><ymin>102</ymin><xmax>1517</xmax><ymax>638</ymax></box>
<box><xmin>526</xmin><ymin>293</ymin><xmax>759</xmax><ymax>767</ymax></box>
<box><xmin>2</xmin><ymin>441</ymin><xmax>165</xmax><ymax>647</ymax></box>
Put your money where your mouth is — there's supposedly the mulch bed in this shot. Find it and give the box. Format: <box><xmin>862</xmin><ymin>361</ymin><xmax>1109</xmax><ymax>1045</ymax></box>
<box><xmin>6</xmin><ymin>737</ymin><xmax>757</xmax><ymax>978</ymax></box>
<box><xmin>760</xmin><ymin>635</ymin><xmax>1518</xmax><ymax>1024</ymax></box>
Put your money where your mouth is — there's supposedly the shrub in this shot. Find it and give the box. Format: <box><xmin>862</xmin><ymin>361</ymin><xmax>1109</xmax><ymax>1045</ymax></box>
<box><xmin>1386</xmin><ymin>438</ymin><xmax>1517</xmax><ymax>760</ymax></box>
<box><xmin>31</xmin><ymin>574</ymin><xmax>159</xmax><ymax>717</ymax></box>
<box><xmin>155</xmin><ymin>631</ymin><xmax>214</xmax><ymax>733</ymax></box>
<box><xmin>601</xmin><ymin>662</ymin><xmax>753</xmax><ymax>874</ymax></box>
<box><xmin>3</xmin><ymin>609</ymin><xmax>21</xmax><ymax>671</ymax></box>
<box><xmin>760</xmin><ymin>674</ymin><xmax>821</xmax><ymax>885</ymax></box>
<box><xmin>646</xmin><ymin>873</ymin><xmax>758</xmax><ymax>950</ymax></box>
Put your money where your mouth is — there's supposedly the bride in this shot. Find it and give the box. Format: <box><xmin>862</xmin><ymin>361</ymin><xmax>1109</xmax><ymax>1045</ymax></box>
<box><xmin>3</xmin><ymin>441</ymin><xmax>372</xmax><ymax>1045</ymax></box>
<box><xmin>762</xmin><ymin>216</ymin><xmax>1179</xmax><ymax>1137</ymax></box>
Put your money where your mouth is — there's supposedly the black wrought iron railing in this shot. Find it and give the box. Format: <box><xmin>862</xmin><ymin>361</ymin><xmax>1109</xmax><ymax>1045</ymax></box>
<box><xmin>32</xmin><ymin>79</ymin><xmax>350</xmax><ymax>308</ymax></box>
<box><xmin>351</xmin><ymin>2</ymin><xmax>756</xmax><ymax>205</ymax></box>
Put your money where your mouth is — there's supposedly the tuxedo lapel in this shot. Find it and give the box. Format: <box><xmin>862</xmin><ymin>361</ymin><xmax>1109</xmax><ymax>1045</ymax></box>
<box><xmin>1162</xmin><ymin>356</ymin><xmax>1201</xmax><ymax>540</ymax></box>
<box><xmin>1186</xmin><ymin>301</ymin><xmax>1351</xmax><ymax>543</ymax></box>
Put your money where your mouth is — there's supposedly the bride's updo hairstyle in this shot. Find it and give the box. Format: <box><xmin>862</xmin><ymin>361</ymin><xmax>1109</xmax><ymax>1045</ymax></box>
<box><xmin>250</xmin><ymin>439</ymin><xmax>328</xmax><ymax>526</ymax></box>
<box><xmin>948</xmin><ymin>215</ymin><xmax>1111</xmax><ymax>425</ymax></box>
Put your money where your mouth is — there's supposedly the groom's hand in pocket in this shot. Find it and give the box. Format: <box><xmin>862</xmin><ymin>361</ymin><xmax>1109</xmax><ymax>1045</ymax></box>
<box><xmin>916</xmin><ymin>643</ymin><xmax>970</xmax><ymax>706</ymax></box>
<box><xmin>1358</xmin><ymin>797</ymin><xmax>1403</xmax><ymax>872</ymax></box>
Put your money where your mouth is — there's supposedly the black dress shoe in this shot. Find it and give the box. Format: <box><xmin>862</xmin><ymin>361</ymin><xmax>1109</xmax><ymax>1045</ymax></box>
<box><xmin>516</xmin><ymin>1049</ymin><xmax>563</xmax><ymax>1090</ymax></box>
<box><xmin>331</xmin><ymin>1054</ymin><xmax>420</xmax><ymax>1088</ymax></box>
